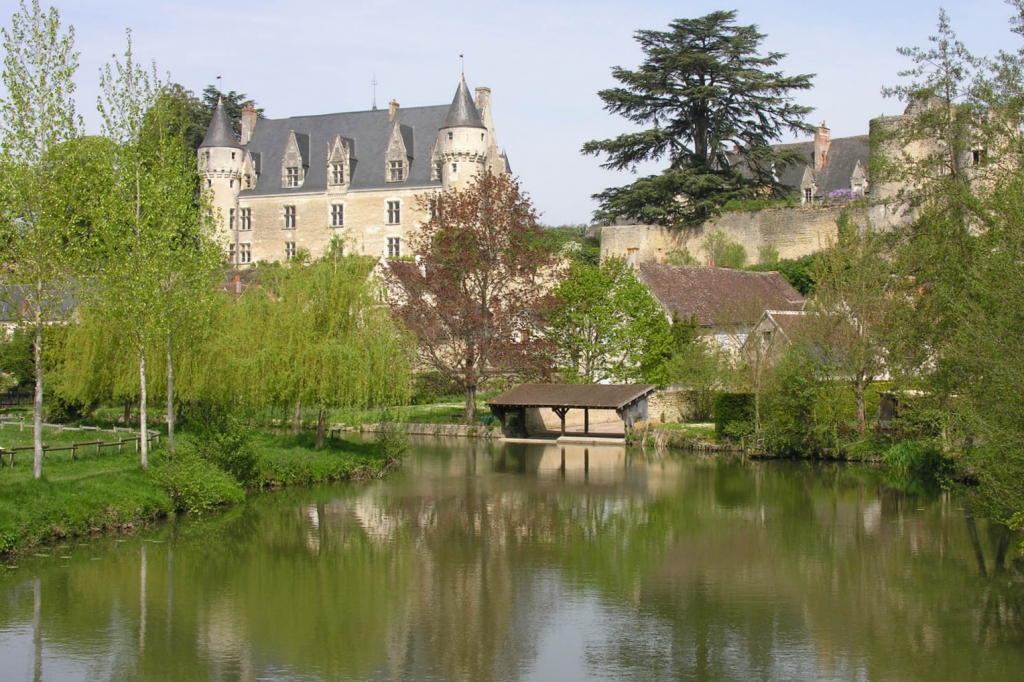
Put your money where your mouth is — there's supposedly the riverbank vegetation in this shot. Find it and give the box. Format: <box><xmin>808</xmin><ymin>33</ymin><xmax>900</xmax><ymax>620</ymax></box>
<box><xmin>0</xmin><ymin>418</ymin><xmax>398</xmax><ymax>556</ymax></box>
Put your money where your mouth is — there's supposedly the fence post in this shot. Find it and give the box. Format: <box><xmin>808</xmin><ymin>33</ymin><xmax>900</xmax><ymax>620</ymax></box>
<box><xmin>70</xmin><ymin>445</ymin><xmax>76</xmax><ymax>463</ymax></box>
<box><xmin>118</xmin><ymin>438</ymin><xmax>123</xmax><ymax>453</ymax></box>
<box><xmin>96</xmin><ymin>442</ymin><xmax>101</xmax><ymax>456</ymax></box>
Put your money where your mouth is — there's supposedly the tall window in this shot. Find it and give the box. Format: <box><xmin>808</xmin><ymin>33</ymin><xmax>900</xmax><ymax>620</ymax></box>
<box><xmin>804</xmin><ymin>187</ymin><xmax>812</xmax><ymax>203</ymax></box>
<box><xmin>286</xmin><ymin>167</ymin><xmax>300</xmax><ymax>187</ymax></box>
<box><xmin>240</xmin><ymin>208</ymin><xmax>252</xmax><ymax>230</ymax></box>
<box><xmin>433</xmin><ymin>161</ymin><xmax>442</xmax><ymax>180</ymax></box>
<box><xmin>387</xmin><ymin>237</ymin><xmax>401</xmax><ymax>258</ymax></box>
<box><xmin>388</xmin><ymin>160</ymin><xmax>405</xmax><ymax>182</ymax></box>
<box><xmin>284</xmin><ymin>206</ymin><xmax>296</xmax><ymax>229</ymax></box>
<box><xmin>331</xmin><ymin>204</ymin><xmax>344</xmax><ymax>227</ymax></box>
<box><xmin>285</xmin><ymin>242</ymin><xmax>296</xmax><ymax>260</ymax></box>
<box><xmin>331</xmin><ymin>163</ymin><xmax>345</xmax><ymax>184</ymax></box>
<box><xmin>239</xmin><ymin>243</ymin><xmax>251</xmax><ymax>264</ymax></box>
<box><xmin>229</xmin><ymin>208</ymin><xmax>235</xmax><ymax>231</ymax></box>
<box><xmin>228</xmin><ymin>243</ymin><xmax>236</xmax><ymax>264</ymax></box>
<box><xmin>387</xmin><ymin>201</ymin><xmax>400</xmax><ymax>224</ymax></box>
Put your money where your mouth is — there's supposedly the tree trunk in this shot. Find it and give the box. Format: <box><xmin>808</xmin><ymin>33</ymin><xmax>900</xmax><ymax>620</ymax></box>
<box><xmin>166</xmin><ymin>333</ymin><xmax>175</xmax><ymax>457</ymax></box>
<box><xmin>139</xmin><ymin>348</ymin><xmax>148</xmax><ymax>469</ymax></box>
<box><xmin>465</xmin><ymin>384</ymin><xmax>476</xmax><ymax>422</ymax></box>
<box><xmin>855</xmin><ymin>383</ymin><xmax>866</xmax><ymax>436</ymax></box>
<box><xmin>32</xmin><ymin>320</ymin><xmax>43</xmax><ymax>480</ymax></box>
<box><xmin>315</xmin><ymin>405</ymin><xmax>327</xmax><ymax>450</ymax></box>
<box><xmin>292</xmin><ymin>398</ymin><xmax>302</xmax><ymax>435</ymax></box>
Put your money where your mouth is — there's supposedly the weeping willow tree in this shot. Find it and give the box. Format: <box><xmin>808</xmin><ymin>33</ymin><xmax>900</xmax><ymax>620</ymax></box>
<box><xmin>235</xmin><ymin>240</ymin><xmax>413</xmax><ymax>447</ymax></box>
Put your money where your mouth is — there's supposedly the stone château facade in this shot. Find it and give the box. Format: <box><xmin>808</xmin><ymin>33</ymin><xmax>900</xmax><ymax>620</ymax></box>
<box><xmin>198</xmin><ymin>78</ymin><xmax>509</xmax><ymax>264</ymax></box>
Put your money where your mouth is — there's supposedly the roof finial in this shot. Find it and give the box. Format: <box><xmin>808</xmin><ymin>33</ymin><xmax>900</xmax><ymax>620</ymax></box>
<box><xmin>371</xmin><ymin>74</ymin><xmax>378</xmax><ymax>111</ymax></box>
<box><xmin>216</xmin><ymin>75</ymin><xmax>222</xmax><ymax>96</ymax></box>
<box><xmin>460</xmin><ymin>54</ymin><xmax>465</xmax><ymax>79</ymax></box>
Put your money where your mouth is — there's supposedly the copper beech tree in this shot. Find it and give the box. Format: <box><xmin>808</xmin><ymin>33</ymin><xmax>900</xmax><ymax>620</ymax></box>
<box><xmin>391</xmin><ymin>174</ymin><xmax>559</xmax><ymax>421</ymax></box>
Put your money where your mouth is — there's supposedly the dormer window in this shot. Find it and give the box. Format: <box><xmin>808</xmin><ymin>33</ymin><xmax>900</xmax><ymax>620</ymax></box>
<box><xmin>331</xmin><ymin>163</ymin><xmax>345</xmax><ymax>184</ymax></box>
<box><xmin>447</xmin><ymin>132</ymin><xmax>453</xmax><ymax>140</ymax></box>
<box><xmin>804</xmin><ymin>187</ymin><xmax>812</xmax><ymax>203</ymax></box>
<box><xmin>286</xmin><ymin>167</ymin><xmax>300</xmax><ymax>187</ymax></box>
<box><xmin>388</xmin><ymin>160</ymin><xmax>405</xmax><ymax>182</ymax></box>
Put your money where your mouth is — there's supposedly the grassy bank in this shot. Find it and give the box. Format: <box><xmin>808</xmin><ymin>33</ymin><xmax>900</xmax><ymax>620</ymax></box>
<box><xmin>0</xmin><ymin>428</ymin><xmax>396</xmax><ymax>558</ymax></box>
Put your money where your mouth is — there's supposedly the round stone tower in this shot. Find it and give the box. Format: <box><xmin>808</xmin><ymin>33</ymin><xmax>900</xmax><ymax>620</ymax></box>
<box><xmin>198</xmin><ymin>97</ymin><xmax>244</xmax><ymax>244</ymax></box>
<box><xmin>437</xmin><ymin>78</ymin><xmax>489</xmax><ymax>191</ymax></box>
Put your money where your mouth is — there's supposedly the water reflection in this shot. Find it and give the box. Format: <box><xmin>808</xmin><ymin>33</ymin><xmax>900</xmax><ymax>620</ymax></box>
<box><xmin>1</xmin><ymin>439</ymin><xmax>1022</xmax><ymax>681</ymax></box>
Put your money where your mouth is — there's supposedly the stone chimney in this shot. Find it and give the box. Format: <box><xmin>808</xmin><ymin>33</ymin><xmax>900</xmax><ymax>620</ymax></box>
<box><xmin>475</xmin><ymin>86</ymin><xmax>491</xmax><ymax>126</ymax></box>
<box><xmin>813</xmin><ymin>121</ymin><xmax>831</xmax><ymax>170</ymax></box>
<box><xmin>388</xmin><ymin>99</ymin><xmax>400</xmax><ymax>122</ymax></box>
<box><xmin>240</xmin><ymin>103</ymin><xmax>257</xmax><ymax>145</ymax></box>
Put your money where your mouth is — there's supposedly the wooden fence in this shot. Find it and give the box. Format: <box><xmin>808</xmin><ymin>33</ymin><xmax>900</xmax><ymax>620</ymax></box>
<box><xmin>0</xmin><ymin>419</ymin><xmax>160</xmax><ymax>468</ymax></box>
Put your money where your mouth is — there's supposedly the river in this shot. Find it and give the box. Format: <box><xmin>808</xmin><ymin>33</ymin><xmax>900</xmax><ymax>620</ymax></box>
<box><xmin>1</xmin><ymin>438</ymin><xmax>1022</xmax><ymax>681</ymax></box>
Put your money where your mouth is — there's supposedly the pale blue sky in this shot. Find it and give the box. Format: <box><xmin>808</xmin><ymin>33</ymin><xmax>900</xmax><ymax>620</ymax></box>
<box><xmin>8</xmin><ymin>0</ymin><xmax>1024</xmax><ymax>224</ymax></box>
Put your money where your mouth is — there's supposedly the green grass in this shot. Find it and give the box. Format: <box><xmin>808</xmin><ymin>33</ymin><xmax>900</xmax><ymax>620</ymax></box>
<box><xmin>0</xmin><ymin>428</ymin><xmax>396</xmax><ymax>558</ymax></box>
<box><xmin>652</xmin><ymin>422</ymin><xmax>717</xmax><ymax>439</ymax></box>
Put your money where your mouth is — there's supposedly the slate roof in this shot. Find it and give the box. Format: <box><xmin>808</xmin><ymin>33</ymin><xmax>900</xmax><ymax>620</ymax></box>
<box><xmin>442</xmin><ymin>79</ymin><xmax>485</xmax><ymax>129</ymax></box>
<box><xmin>774</xmin><ymin>135</ymin><xmax>870</xmax><ymax>197</ymax></box>
<box><xmin>637</xmin><ymin>264</ymin><xmax>805</xmax><ymax>327</ymax></box>
<box><xmin>200</xmin><ymin>99</ymin><xmax>241</xmax><ymax>149</ymax></box>
<box><xmin>487</xmin><ymin>384</ymin><xmax>657</xmax><ymax>410</ymax></box>
<box><xmin>239</xmin><ymin>104</ymin><xmax>449</xmax><ymax>196</ymax></box>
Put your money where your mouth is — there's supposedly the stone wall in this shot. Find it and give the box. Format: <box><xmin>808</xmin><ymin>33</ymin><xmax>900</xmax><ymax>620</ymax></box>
<box><xmin>525</xmin><ymin>407</ymin><xmax>622</xmax><ymax>434</ymax></box>
<box><xmin>600</xmin><ymin>205</ymin><xmax>869</xmax><ymax>265</ymax></box>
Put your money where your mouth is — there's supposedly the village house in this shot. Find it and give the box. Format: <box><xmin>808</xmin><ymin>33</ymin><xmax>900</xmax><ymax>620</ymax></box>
<box><xmin>636</xmin><ymin>263</ymin><xmax>806</xmax><ymax>354</ymax></box>
<box><xmin>198</xmin><ymin>78</ymin><xmax>510</xmax><ymax>265</ymax></box>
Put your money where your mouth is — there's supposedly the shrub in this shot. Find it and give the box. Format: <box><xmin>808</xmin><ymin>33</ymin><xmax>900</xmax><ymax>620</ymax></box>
<box><xmin>714</xmin><ymin>393</ymin><xmax>754</xmax><ymax>440</ymax></box>
<box><xmin>150</xmin><ymin>445</ymin><xmax>244</xmax><ymax>514</ymax></box>
<box><xmin>181</xmin><ymin>403</ymin><xmax>262</xmax><ymax>483</ymax></box>
<box><xmin>882</xmin><ymin>442</ymin><xmax>946</xmax><ymax>476</ymax></box>
<box><xmin>411</xmin><ymin>371</ymin><xmax>462</xmax><ymax>405</ymax></box>
<box><xmin>375</xmin><ymin>412</ymin><xmax>409</xmax><ymax>460</ymax></box>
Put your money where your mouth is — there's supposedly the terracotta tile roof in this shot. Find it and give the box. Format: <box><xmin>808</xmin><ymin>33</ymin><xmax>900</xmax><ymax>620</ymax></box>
<box><xmin>638</xmin><ymin>264</ymin><xmax>805</xmax><ymax>327</ymax></box>
<box><xmin>487</xmin><ymin>383</ymin><xmax>656</xmax><ymax>410</ymax></box>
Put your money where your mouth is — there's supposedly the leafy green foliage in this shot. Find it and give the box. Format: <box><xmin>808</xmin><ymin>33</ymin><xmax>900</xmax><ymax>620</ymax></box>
<box><xmin>374</xmin><ymin>413</ymin><xmax>409</xmax><ymax>461</ymax></box>
<box><xmin>0</xmin><ymin>0</ymin><xmax>86</xmax><ymax>478</ymax></box>
<box><xmin>181</xmin><ymin>403</ymin><xmax>261</xmax><ymax>484</ymax></box>
<box><xmin>713</xmin><ymin>393</ymin><xmax>754</xmax><ymax>440</ymax></box>
<box><xmin>701</xmin><ymin>230</ymin><xmax>747</xmax><ymax>268</ymax></box>
<box><xmin>0</xmin><ymin>329</ymin><xmax>33</xmax><ymax>390</ymax></box>
<box><xmin>546</xmin><ymin>258</ymin><xmax>672</xmax><ymax>385</ymax></box>
<box><xmin>582</xmin><ymin>10</ymin><xmax>814</xmax><ymax>226</ymax></box>
<box><xmin>747</xmin><ymin>253</ymin><xmax>818</xmax><ymax>295</ymax></box>
<box><xmin>151</xmin><ymin>444</ymin><xmax>244</xmax><ymax>514</ymax></box>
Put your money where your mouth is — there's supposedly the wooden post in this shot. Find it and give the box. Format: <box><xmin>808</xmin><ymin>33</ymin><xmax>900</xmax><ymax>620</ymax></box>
<box><xmin>584</xmin><ymin>409</ymin><xmax>590</xmax><ymax>434</ymax></box>
<box><xmin>584</xmin><ymin>448</ymin><xmax>590</xmax><ymax>475</ymax></box>
<box><xmin>560</xmin><ymin>446</ymin><xmax>566</xmax><ymax>473</ymax></box>
<box><xmin>70</xmin><ymin>445</ymin><xmax>76</xmax><ymax>463</ymax></box>
<box><xmin>552</xmin><ymin>407</ymin><xmax>569</xmax><ymax>437</ymax></box>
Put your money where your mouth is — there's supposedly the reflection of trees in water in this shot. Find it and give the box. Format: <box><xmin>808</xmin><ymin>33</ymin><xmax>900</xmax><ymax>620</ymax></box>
<box><xmin>1</xmin><ymin>455</ymin><xmax>1022</xmax><ymax>681</ymax></box>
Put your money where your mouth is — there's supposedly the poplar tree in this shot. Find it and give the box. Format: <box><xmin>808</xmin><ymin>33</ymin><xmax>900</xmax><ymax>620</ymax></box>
<box><xmin>0</xmin><ymin>0</ymin><xmax>83</xmax><ymax>478</ymax></box>
<box><xmin>97</xmin><ymin>32</ymin><xmax>220</xmax><ymax>465</ymax></box>
<box><xmin>582</xmin><ymin>10</ymin><xmax>814</xmax><ymax>227</ymax></box>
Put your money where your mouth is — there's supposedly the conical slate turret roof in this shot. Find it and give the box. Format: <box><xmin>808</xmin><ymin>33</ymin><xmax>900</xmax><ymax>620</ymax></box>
<box><xmin>200</xmin><ymin>97</ymin><xmax>242</xmax><ymax>149</ymax></box>
<box><xmin>441</xmin><ymin>78</ymin><xmax>485</xmax><ymax>129</ymax></box>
